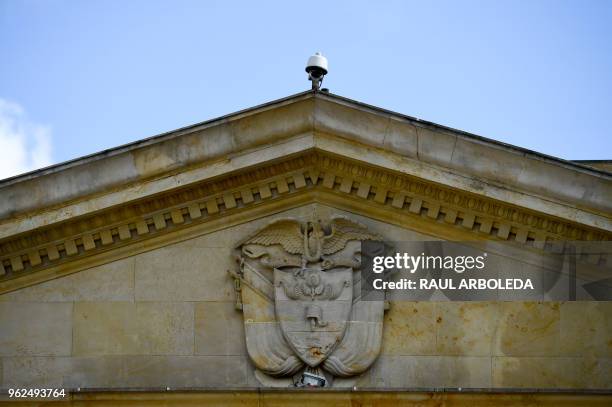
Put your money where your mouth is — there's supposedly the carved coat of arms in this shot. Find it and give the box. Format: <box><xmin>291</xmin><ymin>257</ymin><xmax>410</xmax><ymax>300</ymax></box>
<box><xmin>230</xmin><ymin>217</ymin><xmax>386</xmax><ymax>387</ymax></box>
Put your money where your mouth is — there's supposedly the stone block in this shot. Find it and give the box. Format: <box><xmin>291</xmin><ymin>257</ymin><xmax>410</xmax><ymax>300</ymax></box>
<box><xmin>73</xmin><ymin>302</ymin><xmax>194</xmax><ymax>356</ymax></box>
<box><xmin>383</xmin><ymin>118</ymin><xmax>419</xmax><ymax>159</ymax></box>
<box><xmin>369</xmin><ymin>355</ymin><xmax>491</xmax><ymax>388</ymax></box>
<box><xmin>416</xmin><ymin>126</ymin><xmax>457</xmax><ymax>166</ymax></box>
<box><xmin>132</xmin><ymin>124</ymin><xmax>234</xmax><ymax>178</ymax></box>
<box><xmin>494</xmin><ymin>302</ymin><xmax>560</xmax><ymax>356</ymax></box>
<box><xmin>382</xmin><ymin>301</ymin><xmax>436</xmax><ymax>356</ymax></box>
<box><xmin>439</xmin><ymin>356</ymin><xmax>492</xmax><ymax>388</ymax></box>
<box><xmin>492</xmin><ymin>357</ymin><xmax>593</xmax><ymax>388</ymax></box>
<box><xmin>2</xmin><ymin>357</ymin><xmax>70</xmax><ymax>388</ymax></box>
<box><xmin>0</xmin><ymin>257</ymin><xmax>134</xmax><ymax>302</ymax></box>
<box><xmin>73</xmin><ymin>302</ymin><xmax>139</xmax><ymax>356</ymax></box>
<box><xmin>588</xmin><ymin>357</ymin><xmax>612</xmax><ymax>389</ymax></box>
<box><xmin>436</xmin><ymin>302</ymin><xmax>499</xmax><ymax>356</ymax></box>
<box><xmin>3</xmin><ymin>355</ymin><xmax>249</xmax><ymax>389</ymax></box>
<box><xmin>0</xmin><ymin>152</ymin><xmax>138</xmax><ymax>223</ymax></box>
<box><xmin>64</xmin><ymin>356</ymin><xmax>127</xmax><ymax>388</ymax></box>
<box><xmin>5</xmin><ymin>356</ymin><xmax>127</xmax><ymax>388</ymax></box>
<box><xmin>195</xmin><ymin>302</ymin><xmax>245</xmax><ymax>356</ymax></box>
<box><xmin>122</xmin><ymin>355</ymin><xmax>248</xmax><ymax>387</ymax></box>
<box><xmin>232</xmin><ymin>98</ymin><xmax>313</xmax><ymax>151</ymax></box>
<box><xmin>560</xmin><ymin>302</ymin><xmax>612</xmax><ymax>357</ymax></box>
<box><xmin>495</xmin><ymin>255</ymin><xmax>544</xmax><ymax>301</ymax></box>
<box><xmin>450</xmin><ymin>139</ymin><xmax>525</xmax><ymax>185</ymax></box>
<box><xmin>72</xmin><ymin>257</ymin><xmax>135</xmax><ymax>301</ymax></box>
<box><xmin>314</xmin><ymin>98</ymin><xmax>387</xmax><ymax>146</ymax></box>
<box><xmin>0</xmin><ymin>303</ymin><xmax>72</xmax><ymax>356</ymax></box>
<box><xmin>189</xmin><ymin>124</ymin><xmax>236</xmax><ymax>163</ymax></box>
<box><xmin>137</xmin><ymin>302</ymin><xmax>194</xmax><ymax>355</ymax></box>
<box><xmin>350</xmin><ymin>300</ymin><xmax>385</xmax><ymax>322</ymax></box>
<box><xmin>518</xmin><ymin>156</ymin><xmax>609</xmax><ymax>213</ymax></box>
<box><xmin>0</xmin><ymin>276</ymin><xmax>73</xmax><ymax>302</ymax></box>
<box><xmin>135</xmin><ymin>243</ymin><xmax>234</xmax><ymax>301</ymax></box>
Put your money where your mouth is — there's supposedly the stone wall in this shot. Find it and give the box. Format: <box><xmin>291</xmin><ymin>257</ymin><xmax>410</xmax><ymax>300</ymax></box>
<box><xmin>0</xmin><ymin>205</ymin><xmax>610</xmax><ymax>390</ymax></box>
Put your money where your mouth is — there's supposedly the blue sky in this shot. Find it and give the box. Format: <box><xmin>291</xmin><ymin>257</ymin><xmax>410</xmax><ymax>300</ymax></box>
<box><xmin>1</xmin><ymin>0</ymin><xmax>611</xmax><ymax>179</ymax></box>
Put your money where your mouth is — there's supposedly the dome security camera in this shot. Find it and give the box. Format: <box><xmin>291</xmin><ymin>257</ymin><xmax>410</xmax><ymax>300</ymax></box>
<box><xmin>306</xmin><ymin>52</ymin><xmax>328</xmax><ymax>91</ymax></box>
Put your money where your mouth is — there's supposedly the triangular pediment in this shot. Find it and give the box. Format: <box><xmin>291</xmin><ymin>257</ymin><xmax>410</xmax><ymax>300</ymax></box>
<box><xmin>1</xmin><ymin>92</ymin><xmax>610</xmax><ymax>293</ymax></box>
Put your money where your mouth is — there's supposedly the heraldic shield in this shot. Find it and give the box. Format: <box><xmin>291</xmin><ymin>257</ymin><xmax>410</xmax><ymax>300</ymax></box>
<box><xmin>230</xmin><ymin>216</ymin><xmax>387</xmax><ymax>387</ymax></box>
<box><xmin>274</xmin><ymin>266</ymin><xmax>352</xmax><ymax>367</ymax></box>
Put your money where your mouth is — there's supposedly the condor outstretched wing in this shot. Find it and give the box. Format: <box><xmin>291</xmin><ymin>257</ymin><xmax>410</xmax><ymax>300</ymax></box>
<box><xmin>242</xmin><ymin>219</ymin><xmax>304</xmax><ymax>255</ymax></box>
<box><xmin>323</xmin><ymin>217</ymin><xmax>382</xmax><ymax>255</ymax></box>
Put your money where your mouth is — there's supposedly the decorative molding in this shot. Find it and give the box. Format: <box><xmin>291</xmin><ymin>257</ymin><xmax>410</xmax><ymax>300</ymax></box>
<box><xmin>1</xmin><ymin>151</ymin><xmax>609</xmax><ymax>292</ymax></box>
<box><xmin>15</xmin><ymin>390</ymin><xmax>612</xmax><ymax>406</ymax></box>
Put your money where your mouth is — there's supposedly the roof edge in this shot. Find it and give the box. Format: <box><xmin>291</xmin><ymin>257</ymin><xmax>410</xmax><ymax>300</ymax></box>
<box><xmin>0</xmin><ymin>90</ymin><xmax>315</xmax><ymax>188</ymax></box>
<box><xmin>0</xmin><ymin>89</ymin><xmax>609</xmax><ymax>227</ymax></box>
<box><xmin>316</xmin><ymin>92</ymin><xmax>612</xmax><ymax>178</ymax></box>
<box><xmin>2</xmin><ymin>90</ymin><xmax>610</xmax><ymax>189</ymax></box>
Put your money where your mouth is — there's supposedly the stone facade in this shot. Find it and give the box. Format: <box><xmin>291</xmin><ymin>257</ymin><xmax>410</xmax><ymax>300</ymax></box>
<box><xmin>0</xmin><ymin>91</ymin><xmax>610</xmax><ymax>404</ymax></box>
<box><xmin>1</xmin><ymin>205</ymin><xmax>610</xmax><ymax>392</ymax></box>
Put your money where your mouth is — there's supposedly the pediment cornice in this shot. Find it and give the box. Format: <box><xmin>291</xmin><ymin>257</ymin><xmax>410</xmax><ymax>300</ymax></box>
<box><xmin>2</xmin><ymin>92</ymin><xmax>610</xmax><ymax>224</ymax></box>
<box><xmin>1</xmin><ymin>150</ymin><xmax>610</xmax><ymax>294</ymax></box>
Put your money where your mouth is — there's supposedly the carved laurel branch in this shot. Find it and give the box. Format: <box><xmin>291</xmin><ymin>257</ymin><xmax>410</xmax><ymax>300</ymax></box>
<box><xmin>1</xmin><ymin>151</ymin><xmax>609</xmax><ymax>286</ymax></box>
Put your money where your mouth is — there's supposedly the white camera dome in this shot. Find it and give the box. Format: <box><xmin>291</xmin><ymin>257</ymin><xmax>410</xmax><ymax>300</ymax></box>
<box><xmin>306</xmin><ymin>52</ymin><xmax>328</xmax><ymax>74</ymax></box>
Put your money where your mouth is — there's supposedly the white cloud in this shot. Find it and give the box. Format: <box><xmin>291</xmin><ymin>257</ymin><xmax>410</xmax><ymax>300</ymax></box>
<box><xmin>0</xmin><ymin>98</ymin><xmax>53</xmax><ymax>180</ymax></box>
